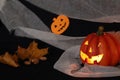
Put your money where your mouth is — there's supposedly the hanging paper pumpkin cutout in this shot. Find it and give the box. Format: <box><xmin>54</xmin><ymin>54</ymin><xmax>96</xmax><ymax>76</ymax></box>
<box><xmin>80</xmin><ymin>26</ymin><xmax>120</xmax><ymax>66</ymax></box>
<box><xmin>51</xmin><ymin>14</ymin><xmax>70</xmax><ymax>35</ymax></box>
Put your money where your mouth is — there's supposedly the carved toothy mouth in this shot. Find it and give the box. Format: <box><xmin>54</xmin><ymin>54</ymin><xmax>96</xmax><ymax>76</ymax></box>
<box><xmin>80</xmin><ymin>51</ymin><xmax>104</xmax><ymax>64</ymax></box>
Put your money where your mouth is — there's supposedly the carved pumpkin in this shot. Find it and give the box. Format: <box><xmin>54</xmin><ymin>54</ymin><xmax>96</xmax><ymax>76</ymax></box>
<box><xmin>80</xmin><ymin>26</ymin><xmax>120</xmax><ymax>66</ymax></box>
<box><xmin>51</xmin><ymin>14</ymin><xmax>70</xmax><ymax>35</ymax></box>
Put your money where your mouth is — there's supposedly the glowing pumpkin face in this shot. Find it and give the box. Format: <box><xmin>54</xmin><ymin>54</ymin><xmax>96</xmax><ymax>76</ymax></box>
<box><xmin>51</xmin><ymin>14</ymin><xmax>70</xmax><ymax>35</ymax></box>
<box><xmin>80</xmin><ymin>50</ymin><xmax>104</xmax><ymax>64</ymax></box>
<box><xmin>80</xmin><ymin>27</ymin><xmax>120</xmax><ymax>66</ymax></box>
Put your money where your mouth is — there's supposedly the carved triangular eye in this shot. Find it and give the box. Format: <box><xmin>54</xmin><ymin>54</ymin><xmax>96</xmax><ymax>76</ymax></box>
<box><xmin>84</xmin><ymin>41</ymin><xmax>88</xmax><ymax>45</ymax></box>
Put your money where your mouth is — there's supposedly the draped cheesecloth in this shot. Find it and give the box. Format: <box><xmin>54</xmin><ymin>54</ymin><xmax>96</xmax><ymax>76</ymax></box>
<box><xmin>1</xmin><ymin>0</ymin><xmax>120</xmax><ymax>31</ymax></box>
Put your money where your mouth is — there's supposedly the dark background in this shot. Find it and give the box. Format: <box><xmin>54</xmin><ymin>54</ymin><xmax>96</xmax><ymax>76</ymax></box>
<box><xmin>1</xmin><ymin>20</ymin><xmax>120</xmax><ymax>80</ymax></box>
<box><xmin>1</xmin><ymin>0</ymin><xmax>120</xmax><ymax>80</ymax></box>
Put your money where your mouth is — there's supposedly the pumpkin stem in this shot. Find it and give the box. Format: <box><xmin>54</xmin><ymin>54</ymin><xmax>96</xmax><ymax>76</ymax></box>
<box><xmin>97</xmin><ymin>26</ymin><xmax>104</xmax><ymax>36</ymax></box>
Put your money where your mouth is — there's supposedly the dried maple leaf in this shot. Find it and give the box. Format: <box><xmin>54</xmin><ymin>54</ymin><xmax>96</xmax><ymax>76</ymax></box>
<box><xmin>17</xmin><ymin>46</ymin><xmax>30</xmax><ymax>60</ymax></box>
<box><xmin>12</xmin><ymin>53</ymin><xmax>19</xmax><ymax>63</ymax></box>
<box><xmin>25</xmin><ymin>41</ymin><xmax>39</xmax><ymax>56</ymax></box>
<box><xmin>16</xmin><ymin>41</ymin><xmax>49</xmax><ymax>65</ymax></box>
<box><xmin>27</xmin><ymin>41</ymin><xmax>38</xmax><ymax>51</ymax></box>
<box><xmin>30</xmin><ymin>47</ymin><xmax>49</xmax><ymax>60</ymax></box>
<box><xmin>0</xmin><ymin>52</ymin><xmax>19</xmax><ymax>67</ymax></box>
<box><xmin>26</xmin><ymin>41</ymin><xmax>48</xmax><ymax>60</ymax></box>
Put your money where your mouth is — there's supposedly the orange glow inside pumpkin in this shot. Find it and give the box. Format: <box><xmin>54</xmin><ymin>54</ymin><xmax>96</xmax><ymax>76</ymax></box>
<box><xmin>80</xmin><ymin>51</ymin><xmax>104</xmax><ymax>64</ymax></box>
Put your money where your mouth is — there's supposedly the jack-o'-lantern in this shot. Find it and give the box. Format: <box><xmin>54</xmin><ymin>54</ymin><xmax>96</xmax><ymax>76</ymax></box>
<box><xmin>80</xmin><ymin>26</ymin><xmax>120</xmax><ymax>66</ymax></box>
<box><xmin>51</xmin><ymin>14</ymin><xmax>70</xmax><ymax>35</ymax></box>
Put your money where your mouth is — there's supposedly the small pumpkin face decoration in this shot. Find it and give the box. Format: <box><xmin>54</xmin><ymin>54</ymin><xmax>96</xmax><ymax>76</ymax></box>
<box><xmin>80</xmin><ymin>26</ymin><xmax>120</xmax><ymax>66</ymax></box>
<box><xmin>51</xmin><ymin>14</ymin><xmax>70</xmax><ymax>35</ymax></box>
